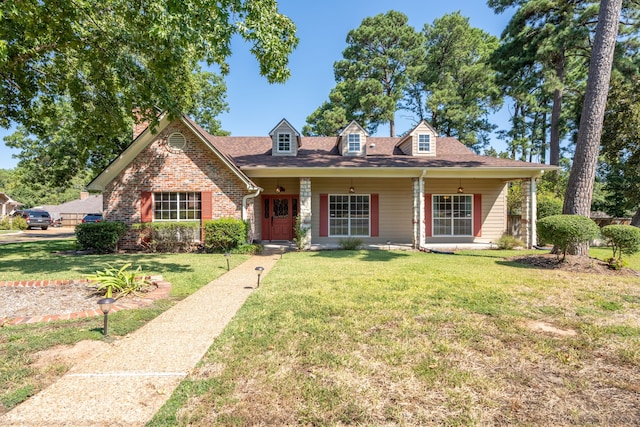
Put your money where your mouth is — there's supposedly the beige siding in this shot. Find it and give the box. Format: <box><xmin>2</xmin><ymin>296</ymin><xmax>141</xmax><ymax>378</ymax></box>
<box><xmin>271</xmin><ymin>122</ymin><xmax>297</xmax><ymax>156</ymax></box>
<box><xmin>311</xmin><ymin>178</ymin><xmax>413</xmax><ymax>244</ymax></box>
<box><xmin>425</xmin><ymin>178</ymin><xmax>507</xmax><ymax>244</ymax></box>
<box><xmin>338</xmin><ymin>122</ymin><xmax>367</xmax><ymax>156</ymax></box>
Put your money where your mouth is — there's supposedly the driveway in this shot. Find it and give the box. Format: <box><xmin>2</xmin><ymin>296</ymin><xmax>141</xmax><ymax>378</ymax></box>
<box><xmin>0</xmin><ymin>227</ymin><xmax>76</xmax><ymax>244</ymax></box>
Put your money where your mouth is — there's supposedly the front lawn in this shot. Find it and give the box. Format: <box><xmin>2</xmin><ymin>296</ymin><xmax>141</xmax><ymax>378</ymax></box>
<box><xmin>151</xmin><ymin>249</ymin><xmax>640</xmax><ymax>426</ymax></box>
<box><xmin>0</xmin><ymin>240</ymin><xmax>249</xmax><ymax>414</ymax></box>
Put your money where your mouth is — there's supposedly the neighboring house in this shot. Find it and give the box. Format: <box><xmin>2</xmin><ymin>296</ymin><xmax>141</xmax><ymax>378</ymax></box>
<box><xmin>0</xmin><ymin>192</ymin><xmax>22</xmax><ymax>218</ymax></box>
<box><xmin>88</xmin><ymin>113</ymin><xmax>556</xmax><ymax>250</ymax></box>
<box><xmin>35</xmin><ymin>193</ymin><xmax>103</xmax><ymax>226</ymax></box>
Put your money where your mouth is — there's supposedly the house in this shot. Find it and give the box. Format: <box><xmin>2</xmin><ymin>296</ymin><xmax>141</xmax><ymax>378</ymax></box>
<box><xmin>0</xmin><ymin>192</ymin><xmax>22</xmax><ymax>219</ymax></box>
<box><xmin>87</xmin><ymin>113</ymin><xmax>556</xmax><ymax>250</ymax></box>
<box><xmin>35</xmin><ymin>192</ymin><xmax>103</xmax><ymax>226</ymax></box>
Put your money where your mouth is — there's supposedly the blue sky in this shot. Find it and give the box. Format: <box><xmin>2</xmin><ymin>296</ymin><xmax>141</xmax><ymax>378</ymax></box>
<box><xmin>0</xmin><ymin>1</ymin><xmax>513</xmax><ymax>170</ymax></box>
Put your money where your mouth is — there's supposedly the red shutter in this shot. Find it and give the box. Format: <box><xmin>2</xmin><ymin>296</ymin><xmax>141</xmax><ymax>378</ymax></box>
<box><xmin>201</xmin><ymin>192</ymin><xmax>213</xmax><ymax>220</ymax></box>
<box><xmin>201</xmin><ymin>192</ymin><xmax>213</xmax><ymax>242</ymax></box>
<box><xmin>319</xmin><ymin>194</ymin><xmax>328</xmax><ymax>237</ymax></box>
<box><xmin>424</xmin><ymin>194</ymin><xmax>432</xmax><ymax>237</ymax></box>
<box><xmin>473</xmin><ymin>194</ymin><xmax>482</xmax><ymax>237</ymax></box>
<box><xmin>370</xmin><ymin>194</ymin><xmax>379</xmax><ymax>237</ymax></box>
<box><xmin>141</xmin><ymin>192</ymin><xmax>153</xmax><ymax>223</ymax></box>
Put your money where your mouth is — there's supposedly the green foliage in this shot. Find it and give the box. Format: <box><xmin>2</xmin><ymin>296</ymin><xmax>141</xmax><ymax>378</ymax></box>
<box><xmin>1</xmin><ymin>0</ymin><xmax>297</xmax><ymax>184</ymax></box>
<box><xmin>0</xmin><ymin>215</ymin><xmax>27</xmax><ymax>230</ymax></box>
<box><xmin>133</xmin><ymin>222</ymin><xmax>200</xmax><ymax>253</ymax></box>
<box><xmin>601</xmin><ymin>225</ymin><xmax>640</xmax><ymax>262</ymax></box>
<box><xmin>415</xmin><ymin>12</ymin><xmax>501</xmax><ymax>151</ymax></box>
<box><xmin>495</xmin><ymin>234</ymin><xmax>524</xmax><ymax>250</ymax></box>
<box><xmin>304</xmin><ymin>10</ymin><xmax>424</xmax><ymax>136</ymax></box>
<box><xmin>338</xmin><ymin>237</ymin><xmax>363</xmax><ymax>250</ymax></box>
<box><xmin>293</xmin><ymin>215</ymin><xmax>309</xmax><ymax>250</ymax></box>
<box><xmin>537</xmin><ymin>215</ymin><xmax>600</xmax><ymax>260</ymax></box>
<box><xmin>87</xmin><ymin>262</ymin><xmax>150</xmax><ymax>298</ymax></box>
<box><xmin>204</xmin><ymin>218</ymin><xmax>247</xmax><ymax>252</ymax></box>
<box><xmin>75</xmin><ymin>222</ymin><xmax>128</xmax><ymax>254</ymax></box>
<box><xmin>537</xmin><ymin>194</ymin><xmax>563</xmax><ymax>219</ymax></box>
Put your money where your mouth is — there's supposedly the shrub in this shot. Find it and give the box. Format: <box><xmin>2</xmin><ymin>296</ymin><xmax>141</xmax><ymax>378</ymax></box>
<box><xmin>87</xmin><ymin>263</ymin><xmax>150</xmax><ymax>298</ymax></box>
<box><xmin>293</xmin><ymin>215</ymin><xmax>309</xmax><ymax>250</ymax></box>
<box><xmin>537</xmin><ymin>194</ymin><xmax>563</xmax><ymax>219</ymax></box>
<box><xmin>537</xmin><ymin>215</ymin><xmax>600</xmax><ymax>260</ymax></box>
<box><xmin>339</xmin><ymin>237</ymin><xmax>363</xmax><ymax>250</ymax></box>
<box><xmin>496</xmin><ymin>233</ymin><xmax>524</xmax><ymax>250</ymax></box>
<box><xmin>75</xmin><ymin>222</ymin><xmax>128</xmax><ymax>253</ymax></box>
<box><xmin>133</xmin><ymin>222</ymin><xmax>200</xmax><ymax>252</ymax></box>
<box><xmin>0</xmin><ymin>216</ymin><xmax>27</xmax><ymax>230</ymax></box>
<box><xmin>204</xmin><ymin>218</ymin><xmax>247</xmax><ymax>252</ymax></box>
<box><xmin>601</xmin><ymin>225</ymin><xmax>640</xmax><ymax>262</ymax></box>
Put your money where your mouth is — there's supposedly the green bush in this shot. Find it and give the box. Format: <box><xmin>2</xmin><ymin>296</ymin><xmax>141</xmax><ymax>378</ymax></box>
<box><xmin>293</xmin><ymin>215</ymin><xmax>309</xmax><ymax>250</ymax></box>
<box><xmin>133</xmin><ymin>222</ymin><xmax>200</xmax><ymax>253</ymax></box>
<box><xmin>495</xmin><ymin>233</ymin><xmax>524</xmax><ymax>250</ymax></box>
<box><xmin>75</xmin><ymin>222</ymin><xmax>128</xmax><ymax>253</ymax></box>
<box><xmin>204</xmin><ymin>218</ymin><xmax>247</xmax><ymax>252</ymax></box>
<box><xmin>537</xmin><ymin>215</ymin><xmax>600</xmax><ymax>260</ymax></box>
<box><xmin>601</xmin><ymin>225</ymin><xmax>640</xmax><ymax>262</ymax></box>
<box><xmin>537</xmin><ymin>194</ymin><xmax>563</xmax><ymax>219</ymax></box>
<box><xmin>0</xmin><ymin>216</ymin><xmax>27</xmax><ymax>230</ymax></box>
<box><xmin>339</xmin><ymin>237</ymin><xmax>363</xmax><ymax>250</ymax></box>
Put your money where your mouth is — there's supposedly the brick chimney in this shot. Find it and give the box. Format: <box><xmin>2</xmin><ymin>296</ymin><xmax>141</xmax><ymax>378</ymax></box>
<box><xmin>80</xmin><ymin>191</ymin><xmax>89</xmax><ymax>200</ymax></box>
<box><xmin>132</xmin><ymin>108</ymin><xmax>151</xmax><ymax>140</ymax></box>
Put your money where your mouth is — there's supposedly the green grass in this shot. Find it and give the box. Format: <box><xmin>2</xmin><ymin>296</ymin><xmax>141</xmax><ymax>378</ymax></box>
<box><xmin>0</xmin><ymin>239</ymin><xmax>249</xmax><ymax>413</ymax></box>
<box><xmin>150</xmin><ymin>249</ymin><xmax>640</xmax><ymax>426</ymax></box>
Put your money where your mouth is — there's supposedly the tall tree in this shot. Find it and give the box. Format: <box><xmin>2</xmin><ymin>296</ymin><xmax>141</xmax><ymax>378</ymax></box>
<box><xmin>406</xmin><ymin>12</ymin><xmax>501</xmax><ymax>152</ymax></box>
<box><xmin>1</xmin><ymin>0</ymin><xmax>297</xmax><ymax>156</ymax></box>
<box><xmin>488</xmin><ymin>0</ymin><xmax>597</xmax><ymax>166</ymax></box>
<box><xmin>563</xmin><ymin>0</ymin><xmax>623</xmax><ymax>254</ymax></box>
<box><xmin>304</xmin><ymin>11</ymin><xmax>423</xmax><ymax>136</ymax></box>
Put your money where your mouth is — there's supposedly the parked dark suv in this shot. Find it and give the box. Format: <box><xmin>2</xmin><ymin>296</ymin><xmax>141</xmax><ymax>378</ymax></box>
<box><xmin>14</xmin><ymin>209</ymin><xmax>53</xmax><ymax>230</ymax></box>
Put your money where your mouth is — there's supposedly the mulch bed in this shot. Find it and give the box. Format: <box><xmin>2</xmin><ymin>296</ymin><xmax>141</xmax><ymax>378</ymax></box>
<box><xmin>508</xmin><ymin>253</ymin><xmax>640</xmax><ymax>276</ymax></box>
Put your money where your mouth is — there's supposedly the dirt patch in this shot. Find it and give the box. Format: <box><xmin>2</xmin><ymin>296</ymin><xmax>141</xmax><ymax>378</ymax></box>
<box><xmin>31</xmin><ymin>340</ymin><xmax>110</xmax><ymax>369</ymax></box>
<box><xmin>527</xmin><ymin>321</ymin><xmax>577</xmax><ymax>336</ymax></box>
<box><xmin>508</xmin><ymin>253</ymin><xmax>640</xmax><ymax>276</ymax></box>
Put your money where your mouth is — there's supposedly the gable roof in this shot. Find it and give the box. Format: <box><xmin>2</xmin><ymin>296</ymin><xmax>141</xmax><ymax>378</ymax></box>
<box><xmin>87</xmin><ymin>114</ymin><xmax>259</xmax><ymax>191</ymax></box>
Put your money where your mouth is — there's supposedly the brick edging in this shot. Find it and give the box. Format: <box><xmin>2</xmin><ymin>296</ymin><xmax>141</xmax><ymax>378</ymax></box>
<box><xmin>0</xmin><ymin>275</ymin><xmax>172</xmax><ymax>326</ymax></box>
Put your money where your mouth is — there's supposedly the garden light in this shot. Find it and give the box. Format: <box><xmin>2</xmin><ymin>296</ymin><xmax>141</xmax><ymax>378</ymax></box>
<box><xmin>255</xmin><ymin>266</ymin><xmax>264</xmax><ymax>288</ymax></box>
<box><xmin>97</xmin><ymin>297</ymin><xmax>115</xmax><ymax>336</ymax></box>
<box><xmin>224</xmin><ymin>252</ymin><xmax>231</xmax><ymax>271</ymax></box>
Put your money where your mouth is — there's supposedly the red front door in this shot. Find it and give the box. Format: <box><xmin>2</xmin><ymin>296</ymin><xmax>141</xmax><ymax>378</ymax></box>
<box><xmin>262</xmin><ymin>195</ymin><xmax>298</xmax><ymax>241</ymax></box>
<box><xmin>262</xmin><ymin>195</ymin><xmax>298</xmax><ymax>240</ymax></box>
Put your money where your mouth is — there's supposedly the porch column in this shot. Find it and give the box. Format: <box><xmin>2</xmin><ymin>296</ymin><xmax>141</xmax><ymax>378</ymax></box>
<box><xmin>412</xmin><ymin>177</ymin><xmax>424</xmax><ymax>249</ymax></box>
<box><xmin>521</xmin><ymin>178</ymin><xmax>537</xmax><ymax>248</ymax></box>
<box><xmin>299</xmin><ymin>177</ymin><xmax>312</xmax><ymax>249</ymax></box>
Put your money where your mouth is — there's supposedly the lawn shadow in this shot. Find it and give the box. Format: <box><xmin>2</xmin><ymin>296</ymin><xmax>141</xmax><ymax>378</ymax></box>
<box><xmin>309</xmin><ymin>249</ymin><xmax>410</xmax><ymax>262</ymax></box>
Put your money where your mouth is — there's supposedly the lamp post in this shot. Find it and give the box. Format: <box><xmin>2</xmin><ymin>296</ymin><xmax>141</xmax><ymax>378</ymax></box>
<box><xmin>97</xmin><ymin>297</ymin><xmax>115</xmax><ymax>336</ymax></box>
<box><xmin>224</xmin><ymin>252</ymin><xmax>231</xmax><ymax>271</ymax></box>
<box><xmin>386</xmin><ymin>240</ymin><xmax>391</xmax><ymax>251</ymax></box>
<box><xmin>255</xmin><ymin>266</ymin><xmax>264</xmax><ymax>288</ymax></box>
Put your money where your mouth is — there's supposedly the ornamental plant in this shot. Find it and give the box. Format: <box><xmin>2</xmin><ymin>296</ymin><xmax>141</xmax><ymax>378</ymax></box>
<box><xmin>75</xmin><ymin>221</ymin><xmax>127</xmax><ymax>253</ymax></box>
<box><xmin>537</xmin><ymin>215</ymin><xmax>600</xmax><ymax>261</ymax></box>
<box><xmin>601</xmin><ymin>225</ymin><xmax>640</xmax><ymax>269</ymax></box>
<box><xmin>87</xmin><ymin>263</ymin><xmax>150</xmax><ymax>298</ymax></box>
<box><xmin>203</xmin><ymin>218</ymin><xmax>247</xmax><ymax>252</ymax></box>
<box><xmin>293</xmin><ymin>215</ymin><xmax>309</xmax><ymax>250</ymax></box>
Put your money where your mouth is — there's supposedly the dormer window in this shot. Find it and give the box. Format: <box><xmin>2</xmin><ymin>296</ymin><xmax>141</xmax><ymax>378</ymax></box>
<box><xmin>418</xmin><ymin>134</ymin><xmax>431</xmax><ymax>153</ymax></box>
<box><xmin>278</xmin><ymin>133</ymin><xmax>292</xmax><ymax>153</ymax></box>
<box><xmin>348</xmin><ymin>134</ymin><xmax>361</xmax><ymax>152</ymax></box>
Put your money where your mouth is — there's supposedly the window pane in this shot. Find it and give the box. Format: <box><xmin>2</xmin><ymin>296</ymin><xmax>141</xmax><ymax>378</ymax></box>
<box><xmin>432</xmin><ymin>195</ymin><xmax>472</xmax><ymax>236</ymax></box>
<box><xmin>153</xmin><ymin>192</ymin><xmax>202</xmax><ymax>222</ymax></box>
<box><xmin>329</xmin><ymin>194</ymin><xmax>370</xmax><ymax>237</ymax></box>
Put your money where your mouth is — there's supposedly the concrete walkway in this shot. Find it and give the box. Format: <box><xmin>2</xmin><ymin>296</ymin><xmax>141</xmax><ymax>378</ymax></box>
<box><xmin>0</xmin><ymin>247</ymin><xmax>282</xmax><ymax>426</ymax></box>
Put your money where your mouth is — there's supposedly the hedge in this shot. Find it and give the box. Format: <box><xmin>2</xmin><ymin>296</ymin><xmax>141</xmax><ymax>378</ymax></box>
<box><xmin>601</xmin><ymin>224</ymin><xmax>640</xmax><ymax>260</ymax></box>
<box><xmin>75</xmin><ymin>222</ymin><xmax>128</xmax><ymax>253</ymax></box>
<box><xmin>203</xmin><ymin>218</ymin><xmax>247</xmax><ymax>252</ymax></box>
<box><xmin>132</xmin><ymin>222</ymin><xmax>200</xmax><ymax>252</ymax></box>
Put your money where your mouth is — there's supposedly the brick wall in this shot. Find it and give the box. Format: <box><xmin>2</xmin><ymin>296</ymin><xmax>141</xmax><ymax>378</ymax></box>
<box><xmin>104</xmin><ymin>122</ymin><xmax>251</xmax><ymax>250</ymax></box>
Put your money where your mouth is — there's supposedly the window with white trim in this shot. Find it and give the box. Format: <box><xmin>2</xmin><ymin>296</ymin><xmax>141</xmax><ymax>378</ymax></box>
<box><xmin>154</xmin><ymin>192</ymin><xmax>201</xmax><ymax>221</ymax></box>
<box><xmin>277</xmin><ymin>133</ymin><xmax>291</xmax><ymax>152</ymax></box>
<box><xmin>433</xmin><ymin>195</ymin><xmax>472</xmax><ymax>236</ymax></box>
<box><xmin>418</xmin><ymin>134</ymin><xmax>431</xmax><ymax>152</ymax></box>
<box><xmin>329</xmin><ymin>194</ymin><xmax>370</xmax><ymax>236</ymax></box>
<box><xmin>348</xmin><ymin>133</ymin><xmax>361</xmax><ymax>152</ymax></box>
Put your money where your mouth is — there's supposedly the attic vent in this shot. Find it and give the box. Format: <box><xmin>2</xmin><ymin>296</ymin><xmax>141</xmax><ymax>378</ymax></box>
<box><xmin>168</xmin><ymin>132</ymin><xmax>186</xmax><ymax>150</ymax></box>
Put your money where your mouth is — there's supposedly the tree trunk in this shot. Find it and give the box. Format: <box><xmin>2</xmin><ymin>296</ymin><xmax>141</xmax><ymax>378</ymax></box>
<box><xmin>563</xmin><ymin>0</ymin><xmax>623</xmax><ymax>255</ymax></box>
<box><xmin>389</xmin><ymin>118</ymin><xmax>395</xmax><ymax>137</ymax></box>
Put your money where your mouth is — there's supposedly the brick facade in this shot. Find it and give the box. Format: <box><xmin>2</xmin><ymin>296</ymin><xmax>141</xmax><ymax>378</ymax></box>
<box><xmin>104</xmin><ymin>122</ymin><xmax>253</xmax><ymax>250</ymax></box>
